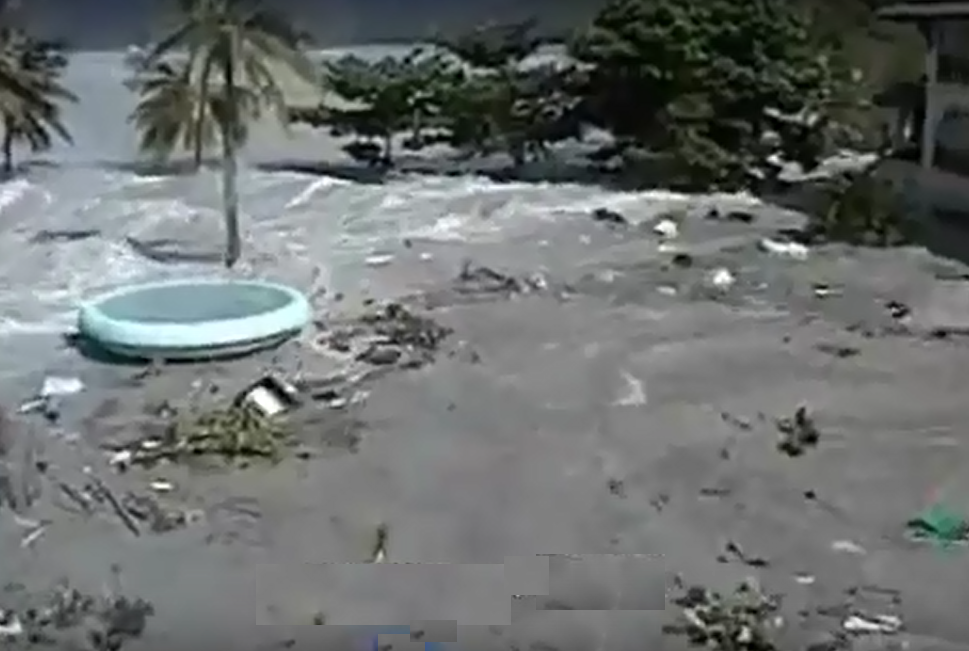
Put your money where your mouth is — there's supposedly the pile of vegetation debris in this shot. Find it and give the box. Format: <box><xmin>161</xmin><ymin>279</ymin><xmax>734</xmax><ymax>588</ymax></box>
<box><xmin>105</xmin><ymin>399</ymin><xmax>295</xmax><ymax>469</ymax></box>
<box><xmin>664</xmin><ymin>580</ymin><xmax>785</xmax><ymax>651</ymax></box>
<box><xmin>0</xmin><ymin>577</ymin><xmax>153</xmax><ymax>651</ymax></box>
<box><xmin>318</xmin><ymin>301</ymin><xmax>453</xmax><ymax>370</ymax></box>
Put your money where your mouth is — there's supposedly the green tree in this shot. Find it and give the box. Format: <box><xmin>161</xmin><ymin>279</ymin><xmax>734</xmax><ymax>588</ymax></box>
<box><xmin>0</xmin><ymin>29</ymin><xmax>76</xmax><ymax>174</ymax></box>
<box><xmin>434</xmin><ymin>20</ymin><xmax>582</xmax><ymax>167</ymax></box>
<box><xmin>307</xmin><ymin>50</ymin><xmax>455</xmax><ymax>166</ymax></box>
<box><xmin>138</xmin><ymin>0</ymin><xmax>319</xmax><ymax>268</ymax></box>
<box><xmin>571</xmin><ymin>0</ymin><xmax>850</xmax><ymax>190</ymax></box>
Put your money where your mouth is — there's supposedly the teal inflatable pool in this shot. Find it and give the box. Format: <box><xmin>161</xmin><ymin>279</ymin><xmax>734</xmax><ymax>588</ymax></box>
<box><xmin>77</xmin><ymin>279</ymin><xmax>311</xmax><ymax>361</ymax></box>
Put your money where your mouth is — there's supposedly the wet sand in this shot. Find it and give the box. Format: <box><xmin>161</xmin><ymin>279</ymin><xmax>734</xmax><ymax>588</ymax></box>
<box><xmin>4</xmin><ymin>197</ymin><xmax>969</xmax><ymax>650</ymax></box>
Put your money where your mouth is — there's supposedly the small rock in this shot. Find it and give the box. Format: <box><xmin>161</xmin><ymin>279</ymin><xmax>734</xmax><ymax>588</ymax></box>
<box><xmin>591</xmin><ymin>208</ymin><xmax>627</xmax><ymax>226</ymax></box>
<box><xmin>358</xmin><ymin>346</ymin><xmax>402</xmax><ymax>366</ymax></box>
<box><xmin>885</xmin><ymin>299</ymin><xmax>910</xmax><ymax>320</ymax></box>
<box><xmin>671</xmin><ymin>253</ymin><xmax>694</xmax><ymax>268</ymax></box>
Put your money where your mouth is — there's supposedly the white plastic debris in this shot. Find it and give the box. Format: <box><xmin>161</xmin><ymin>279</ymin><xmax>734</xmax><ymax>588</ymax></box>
<box><xmin>19</xmin><ymin>375</ymin><xmax>86</xmax><ymax>415</ymax></box>
<box><xmin>830</xmin><ymin>539</ymin><xmax>866</xmax><ymax>555</ymax></box>
<box><xmin>108</xmin><ymin>449</ymin><xmax>133</xmax><ymax>467</ymax></box>
<box><xmin>149</xmin><ymin>480</ymin><xmax>175</xmax><ymax>493</ymax></box>
<box><xmin>843</xmin><ymin>614</ymin><xmax>902</xmax><ymax>635</ymax></box>
<box><xmin>653</xmin><ymin>219</ymin><xmax>679</xmax><ymax>238</ymax></box>
<box><xmin>365</xmin><ymin>254</ymin><xmax>394</xmax><ymax>267</ymax></box>
<box><xmin>40</xmin><ymin>376</ymin><xmax>84</xmax><ymax>398</ymax></box>
<box><xmin>706</xmin><ymin>267</ymin><xmax>736</xmax><ymax>290</ymax></box>
<box><xmin>812</xmin><ymin>284</ymin><xmax>841</xmax><ymax>297</ymax></box>
<box><xmin>235</xmin><ymin>375</ymin><xmax>299</xmax><ymax>418</ymax></box>
<box><xmin>759</xmin><ymin>238</ymin><xmax>809</xmax><ymax>260</ymax></box>
<box><xmin>0</xmin><ymin>611</ymin><xmax>23</xmax><ymax>638</ymax></box>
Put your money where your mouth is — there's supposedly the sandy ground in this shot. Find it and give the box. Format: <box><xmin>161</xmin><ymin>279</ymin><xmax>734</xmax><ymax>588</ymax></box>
<box><xmin>4</xmin><ymin>195</ymin><xmax>969</xmax><ymax>650</ymax></box>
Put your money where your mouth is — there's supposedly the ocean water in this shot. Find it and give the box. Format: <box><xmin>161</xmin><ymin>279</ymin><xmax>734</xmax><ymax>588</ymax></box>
<box><xmin>0</xmin><ymin>49</ymin><xmax>758</xmax><ymax>384</ymax></box>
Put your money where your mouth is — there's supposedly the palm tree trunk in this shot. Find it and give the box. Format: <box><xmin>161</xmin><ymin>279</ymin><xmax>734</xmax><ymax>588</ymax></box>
<box><xmin>192</xmin><ymin>70</ymin><xmax>210</xmax><ymax>170</ymax></box>
<box><xmin>2</xmin><ymin>118</ymin><xmax>13</xmax><ymax>175</ymax></box>
<box><xmin>1</xmin><ymin>131</ymin><xmax>11</xmax><ymax>175</ymax></box>
<box><xmin>220</xmin><ymin>53</ymin><xmax>241</xmax><ymax>268</ymax></box>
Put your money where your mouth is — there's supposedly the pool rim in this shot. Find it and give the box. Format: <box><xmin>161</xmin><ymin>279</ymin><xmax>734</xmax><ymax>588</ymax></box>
<box><xmin>77</xmin><ymin>278</ymin><xmax>311</xmax><ymax>351</ymax></box>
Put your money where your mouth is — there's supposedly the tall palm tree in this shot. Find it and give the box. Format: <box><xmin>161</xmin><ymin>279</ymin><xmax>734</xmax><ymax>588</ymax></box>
<box><xmin>0</xmin><ymin>29</ymin><xmax>76</xmax><ymax>174</ymax></box>
<box><xmin>139</xmin><ymin>0</ymin><xmax>319</xmax><ymax>268</ymax></box>
<box><xmin>128</xmin><ymin>57</ymin><xmax>260</xmax><ymax>166</ymax></box>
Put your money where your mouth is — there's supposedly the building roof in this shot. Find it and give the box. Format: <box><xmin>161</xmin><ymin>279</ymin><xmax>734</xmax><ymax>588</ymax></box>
<box><xmin>877</xmin><ymin>0</ymin><xmax>969</xmax><ymax>21</ymax></box>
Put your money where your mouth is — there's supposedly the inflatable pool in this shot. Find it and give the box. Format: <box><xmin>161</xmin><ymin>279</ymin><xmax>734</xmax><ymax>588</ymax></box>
<box><xmin>77</xmin><ymin>279</ymin><xmax>311</xmax><ymax>361</ymax></box>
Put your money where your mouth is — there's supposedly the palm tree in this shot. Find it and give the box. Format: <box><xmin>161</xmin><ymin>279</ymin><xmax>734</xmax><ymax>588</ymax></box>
<box><xmin>128</xmin><ymin>57</ymin><xmax>260</xmax><ymax>166</ymax></box>
<box><xmin>0</xmin><ymin>29</ymin><xmax>76</xmax><ymax>174</ymax></box>
<box><xmin>138</xmin><ymin>0</ymin><xmax>319</xmax><ymax>268</ymax></box>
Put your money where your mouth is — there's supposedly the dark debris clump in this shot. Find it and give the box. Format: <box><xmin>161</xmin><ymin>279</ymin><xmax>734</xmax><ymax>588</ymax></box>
<box><xmin>1</xmin><ymin>578</ymin><xmax>153</xmax><ymax>651</ymax></box>
<box><xmin>320</xmin><ymin>301</ymin><xmax>453</xmax><ymax>370</ymax></box>
<box><xmin>664</xmin><ymin>581</ymin><xmax>782</xmax><ymax>651</ymax></box>
<box><xmin>775</xmin><ymin>406</ymin><xmax>820</xmax><ymax>457</ymax></box>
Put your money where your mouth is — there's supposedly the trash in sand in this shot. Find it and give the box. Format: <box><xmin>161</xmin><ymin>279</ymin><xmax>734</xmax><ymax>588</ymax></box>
<box><xmin>18</xmin><ymin>376</ymin><xmax>85</xmax><ymax>420</ymax></box>
<box><xmin>663</xmin><ymin>580</ymin><xmax>783</xmax><ymax>651</ymax></box>
<box><xmin>148</xmin><ymin>480</ymin><xmax>174</xmax><ymax>493</ymax></box>
<box><xmin>365</xmin><ymin>254</ymin><xmax>394</xmax><ymax>267</ymax></box>
<box><xmin>830</xmin><ymin>539</ymin><xmax>866</xmax><ymax>555</ymax></box>
<box><xmin>775</xmin><ymin>406</ymin><xmax>820</xmax><ymax>457</ymax></box>
<box><xmin>234</xmin><ymin>375</ymin><xmax>301</xmax><ymax>418</ymax></box>
<box><xmin>884</xmin><ymin>299</ymin><xmax>911</xmax><ymax>321</ymax></box>
<box><xmin>0</xmin><ymin>610</ymin><xmax>23</xmax><ymax>637</ymax></box>
<box><xmin>705</xmin><ymin>267</ymin><xmax>736</xmax><ymax>290</ymax></box>
<box><xmin>906</xmin><ymin>503</ymin><xmax>969</xmax><ymax>544</ymax></box>
<box><xmin>654</xmin><ymin>219</ymin><xmax>679</xmax><ymax>238</ymax></box>
<box><xmin>759</xmin><ymin>237</ymin><xmax>809</xmax><ymax>260</ymax></box>
<box><xmin>718</xmin><ymin>539</ymin><xmax>770</xmax><ymax>567</ymax></box>
<box><xmin>842</xmin><ymin>613</ymin><xmax>901</xmax><ymax>635</ymax></box>
<box><xmin>370</xmin><ymin>522</ymin><xmax>388</xmax><ymax>562</ymax></box>
<box><xmin>41</xmin><ymin>376</ymin><xmax>84</xmax><ymax>398</ymax></box>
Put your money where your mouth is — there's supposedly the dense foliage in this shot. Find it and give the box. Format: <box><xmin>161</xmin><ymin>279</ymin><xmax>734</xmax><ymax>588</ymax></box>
<box><xmin>310</xmin><ymin>50</ymin><xmax>455</xmax><ymax>166</ymax></box>
<box><xmin>0</xmin><ymin>28</ymin><xmax>75</xmax><ymax>173</ymax></box>
<box><xmin>293</xmin><ymin>0</ymin><xmax>872</xmax><ymax>191</ymax></box>
<box><xmin>570</xmin><ymin>0</ymin><xmax>852</xmax><ymax>190</ymax></box>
